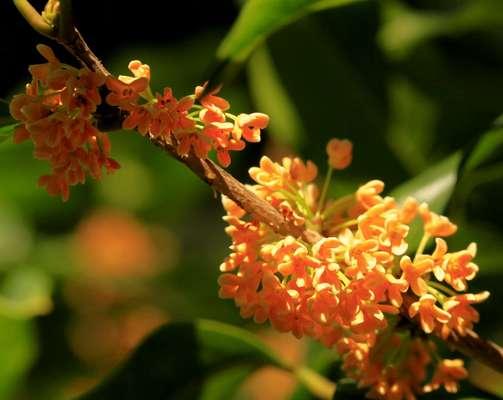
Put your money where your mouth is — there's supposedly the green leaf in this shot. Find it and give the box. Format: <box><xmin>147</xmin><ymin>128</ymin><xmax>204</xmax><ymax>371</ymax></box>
<box><xmin>390</xmin><ymin>153</ymin><xmax>461</xmax><ymax>251</ymax></box>
<box><xmin>389</xmin><ymin>123</ymin><xmax>503</xmax><ymax>253</ymax></box>
<box><xmin>217</xmin><ymin>0</ymin><xmax>366</xmax><ymax>62</ymax></box>
<box><xmin>247</xmin><ymin>45</ymin><xmax>305</xmax><ymax>148</ymax></box>
<box><xmin>0</xmin><ymin>123</ymin><xmax>18</xmax><ymax>144</ymax></box>
<box><xmin>378</xmin><ymin>0</ymin><xmax>503</xmax><ymax>60</ymax></box>
<box><xmin>391</xmin><ymin>152</ymin><xmax>462</xmax><ymax>212</ymax></box>
<box><xmin>462</xmin><ymin>126</ymin><xmax>503</xmax><ymax>174</ymax></box>
<box><xmin>200</xmin><ymin>365</ymin><xmax>255</xmax><ymax>400</ymax></box>
<box><xmin>386</xmin><ymin>76</ymin><xmax>438</xmax><ymax>174</ymax></box>
<box><xmin>78</xmin><ymin>319</ymin><xmax>287</xmax><ymax>400</ymax></box>
<box><xmin>291</xmin><ymin>340</ymin><xmax>338</xmax><ymax>400</ymax></box>
<box><xmin>0</xmin><ymin>267</ymin><xmax>53</xmax><ymax>319</ymax></box>
<box><xmin>449</xmin><ymin>125</ymin><xmax>503</xmax><ymax>217</ymax></box>
<box><xmin>0</xmin><ymin>316</ymin><xmax>37</xmax><ymax>399</ymax></box>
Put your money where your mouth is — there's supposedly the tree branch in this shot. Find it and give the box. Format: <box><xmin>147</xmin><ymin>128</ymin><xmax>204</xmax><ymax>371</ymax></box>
<box><xmin>13</xmin><ymin>4</ymin><xmax>503</xmax><ymax>376</ymax></box>
<box><xmin>148</xmin><ymin>136</ymin><xmax>303</xmax><ymax>237</ymax></box>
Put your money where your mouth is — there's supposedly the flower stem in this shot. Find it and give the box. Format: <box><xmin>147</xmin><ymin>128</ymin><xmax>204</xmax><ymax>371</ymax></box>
<box><xmin>427</xmin><ymin>285</ymin><xmax>447</xmax><ymax>303</ymax></box>
<box><xmin>317</xmin><ymin>165</ymin><xmax>333</xmax><ymax>215</ymax></box>
<box><xmin>331</xmin><ymin>219</ymin><xmax>358</xmax><ymax>232</ymax></box>
<box><xmin>415</xmin><ymin>233</ymin><xmax>431</xmax><ymax>259</ymax></box>
<box><xmin>428</xmin><ymin>280</ymin><xmax>457</xmax><ymax>297</ymax></box>
<box><xmin>13</xmin><ymin>0</ymin><xmax>54</xmax><ymax>37</ymax></box>
<box><xmin>322</xmin><ymin>194</ymin><xmax>354</xmax><ymax>219</ymax></box>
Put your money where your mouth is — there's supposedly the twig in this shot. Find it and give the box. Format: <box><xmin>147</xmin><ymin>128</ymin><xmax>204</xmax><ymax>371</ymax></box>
<box><xmin>148</xmin><ymin>135</ymin><xmax>303</xmax><ymax>237</ymax></box>
<box><xmin>13</xmin><ymin>1</ymin><xmax>503</xmax><ymax>376</ymax></box>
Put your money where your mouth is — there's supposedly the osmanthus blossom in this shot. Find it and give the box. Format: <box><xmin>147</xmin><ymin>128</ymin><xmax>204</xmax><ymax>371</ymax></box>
<box><xmin>10</xmin><ymin>47</ymin><xmax>269</xmax><ymax>200</ymax></box>
<box><xmin>9</xmin><ymin>45</ymin><xmax>490</xmax><ymax>400</ymax></box>
<box><xmin>105</xmin><ymin>62</ymin><xmax>269</xmax><ymax>167</ymax></box>
<box><xmin>218</xmin><ymin>138</ymin><xmax>488</xmax><ymax>400</ymax></box>
<box><xmin>10</xmin><ymin>44</ymin><xmax>118</xmax><ymax>201</ymax></box>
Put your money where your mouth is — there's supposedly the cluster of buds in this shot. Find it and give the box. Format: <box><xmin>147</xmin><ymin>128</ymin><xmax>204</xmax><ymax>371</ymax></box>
<box><xmin>218</xmin><ymin>138</ymin><xmax>488</xmax><ymax>399</ymax></box>
<box><xmin>105</xmin><ymin>61</ymin><xmax>269</xmax><ymax>167</ymax></box>
<box><xmin>10</xmin><ymin>47</ymin><xmax>269</xmax><ymax>200</ymax></box>
<box><xmin>9</xmin><ymin>45</ymin><xmax>118</xmax><ymax>201</ymax></box>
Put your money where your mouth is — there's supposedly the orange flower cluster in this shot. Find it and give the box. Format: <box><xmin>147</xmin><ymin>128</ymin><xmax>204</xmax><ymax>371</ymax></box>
<box><xmin>10</xmin><ymin>45</ymin><xmax>118</xmax><ymax>201</ymax></box>
<box><xmin>105</xmin><ymin>61</ymin><xmax>269</xmax><ymax>167</ymax></box>
<box><xmin>218</xmin><ymin>139</ymin><xmax>488</xmax><ymax>399</ymax></box>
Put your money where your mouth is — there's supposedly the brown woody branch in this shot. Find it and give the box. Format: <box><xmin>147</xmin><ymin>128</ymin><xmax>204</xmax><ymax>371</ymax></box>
<box><xmin>148</xmin><ymin>136</ymin><xmax>303</xmax><ymax>238</ymax></box>
<box><xmin>15</xmin><ymin>4</ymin><xmax>503</xmax><ymax>376</ymax></box>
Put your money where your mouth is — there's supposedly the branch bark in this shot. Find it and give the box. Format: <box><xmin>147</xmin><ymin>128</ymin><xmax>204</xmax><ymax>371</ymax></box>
<box><xmin>14</xmin><ymin>7</ymin><xmax>503</xmax><ymax>375</ymax></box>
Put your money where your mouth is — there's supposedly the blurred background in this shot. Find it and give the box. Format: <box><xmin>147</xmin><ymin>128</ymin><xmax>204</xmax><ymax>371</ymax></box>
<box><xmin>0</xmin><ymin>0</ymin><xmax>503</xmax><ymax>399</ymax></box>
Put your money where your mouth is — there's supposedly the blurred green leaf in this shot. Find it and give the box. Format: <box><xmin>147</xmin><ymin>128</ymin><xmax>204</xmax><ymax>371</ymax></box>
<box><xmin>391</xmin><ymin>152</ymin><xmax>462</xmax><ymax>212</ymax></box>
<box><xmin>0</xmin><ymin>316</ymin><xmax>36</xmax><ymax>399</ymax></box>
<box><xmin>450</xmin><ymin>126</ymin><xmax>503</xmax><ymax>218</ymax></box>
<box><xmin>78</xmin><ymin>319</ymin><xmax>287</xmax><ymax>400</ymax></box>
<box><xmin>200</xmin><ymin>365</ymin><xmax>255</xmax><ymax>400</ymax></box>
<box><xmin>291</xmin><ymin>339</ymin><xmax>338</xmax><ymax>400</ymax></box>
<box><xmin>0</xmin><ymin>267</ymin><xmax>53</xmax><ymax>319</ymax></box>
<box><xmin>217</xmin><ymin>0</ymin><xmax>366</xmax><ymax>62</ymax></box>
<box><xmin>248</xmin><ymin>45</ymin><xmax>305</xmax><ymax>148</ymax></box>
<box><xmin>463</xmin><ymin>126</ymin><xmax>503</xmax><ymax>173</ymax></box>
<box><xmin>379</xmin><ymin>0</ymin><xmax>503</xmax><ymax>60</ymax></box>
<box><xmin>448</xmin><ymin>222</ymin><xmax>503</xmax><ymax>276</ymax></box>
<box><xmin>387</xmin><ymin>76</ymin><xmax>438</xmax><ymax>174</ymax></box>
<box><xmin>0</xmin><ymin>123</ymin><xmax>17</xmax><ymax>144</ymax></box>
<box><xmin>390</xmin><ymin>153</ymin><xmax>461</xmax><ymax>251</ymax></box>
<box><xmin>0</xmin><ymin>206</ymin><xmax>32</xmax><ymax>266</ymax></box>
<box><xmin>264</xmin><ymin>12</ymin><xmax>406</xmax><ymax>181</ymax></box>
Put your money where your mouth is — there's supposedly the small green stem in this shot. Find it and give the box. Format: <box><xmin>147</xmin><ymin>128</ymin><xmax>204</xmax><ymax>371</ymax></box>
<box><xmin>337</xmin><ymin>271</ymin><xmax>351</xmax><ymax>287</ymax></box>
<box><xmin>427</xmin><ymin>285</ymin><xmax>447</xmax><ymax>303</ymax></box>
<box><xmin>322</xmin><ymin>194</ymin><xmax>354</xmax><ymax>219</ymax></box>
<box><xmin>13</xmin><ymin>0</ymin><xmax>54</xmax><ymax>37</ymax></box>
<box><xmin>317</xmin><ymin>166</ymin><xmax>333</xmax><ymax>215</ymax></box>
<box><xmin>331</xmin><ymin>219</ymin><xmax>358</xmax><ymax>232</ymax></box>
<box><xmin>415</xmin><ymin>233</ymin><xmax>430</xmax><ymax>259</ymax></box>
<box><xmin>428</xmin><ymin>280</ymin><xmax>457</xmax><ymax>297</ymax></box>
<box><xmin>294</xmin><ymin>366</ymin><xmax>336</xmax><ymax>400</ymax></box>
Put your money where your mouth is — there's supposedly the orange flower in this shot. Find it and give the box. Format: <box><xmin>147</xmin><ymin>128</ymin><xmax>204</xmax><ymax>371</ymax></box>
<box><xmin>364</xmin><ymin>270</ymin><xmax>409</xmax><ymax>308</ymax></box>
<box><xmin>400</xmin><ymin>256</ymin><xmax>433</xmax><ymax>296</ymax></box>
<box><xmin>430</xmin><ymin>238</ymin><xmax>448</xmax><ymax>281</ymax></box>
<box><xmin>195</xmin><ymin>84</ymin><xmax>230</xmax><ymax>111</ymax></box>
<box><xmin>123</xmin><ymin>105</ymin><xmax>153</xmax><ymax>135</ymax></box>
<box><xmin>326</xmin><ymin>138</ymin><xmax>353</xmax><ymax>169</ymax></box>
<box><xmin>356</xmin><ymin>180</ymin><xmax>385</xmax><ymax>209</ymax></box>
<box><xmin>105</xmin><ymin>77</ymin><xmax>149</xmax><ymax>108</ymax></box>
<box><xmin>234</xmin><ymin>113</ymin><xmax>269</xmax><ymax>142</ymax></box>
<box><xmin>441</xmin><ymin>291</ymin><xmax>489</xmax><ymax>338</ymax></box>
<box><xmin>423</xmin><ymin>359</ymin><xmax>467</xmax><ymax>393</ymax></box>
<box><xmin>338</xmin><ymin>229</ymin><xmax>379</xmax><ymax>278</ymax></box>
<box><xmin>126</xmin><ymin>60</ymin><xmax>151</xmax><ymax>81</ymax></box>
<box><xmin>151</xmin><ymin>88</ymin><xmax>194</xmax><ymax>137</ymax></box>
<box><xmin>218</xmin><ymin>141</ymin><xmax>487</xmax><ymax>399</ymax></box>
<box><xmin>399</xmin><ymin>197</ymin><xmax>419</xmax><ymax>224</ymax></box>
<box><xmin>408</xmin><ymin>294</ymin><xmax>451</xmax><ymax>334</ymax></box>
<box><xmin>10</xmin><ymin>45</ymin><xmax>116</xmax><ymax>201</ymax></box>
<box><xmin>443</xmin><ymin>243</ymin><xmax>478</xmax><ymax>291</ymax></box>
<box><xmin>176</xmin><ymin>132</ymin><xmax>212</xmax><ymax>159</ymax></box>
<box><xmin>418</xmin><ymin>203</ymin><xmax>457</xmax><ymax>237</ymax></box>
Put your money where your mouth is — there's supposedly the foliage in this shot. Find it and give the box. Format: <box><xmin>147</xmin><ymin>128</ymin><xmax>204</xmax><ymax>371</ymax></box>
<box><xmin>1</xmin><ymin>0</ymin><xmax>503</xmax><ymax>399</ymax></box>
